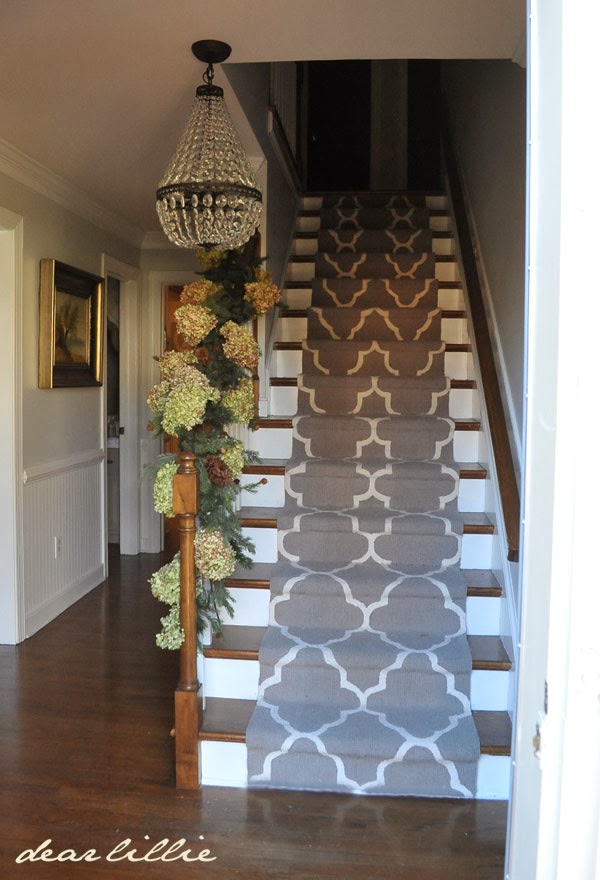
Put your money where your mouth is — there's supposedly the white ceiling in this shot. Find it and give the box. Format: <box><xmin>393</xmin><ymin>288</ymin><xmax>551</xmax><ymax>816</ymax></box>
<box><xmin>0</xmin><ymin>0</ymin><xmax>525</xmax><ymax>242</ymax></box>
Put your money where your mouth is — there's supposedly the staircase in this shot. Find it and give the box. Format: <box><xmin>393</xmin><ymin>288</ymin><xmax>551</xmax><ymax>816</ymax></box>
<box><xmin>196</xmin><ymin>192</ymin><xmax>512</xmax><ymax>799</ymax></box>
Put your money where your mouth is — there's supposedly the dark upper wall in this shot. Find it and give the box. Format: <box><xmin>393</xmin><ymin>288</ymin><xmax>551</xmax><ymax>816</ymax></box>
<box><xmin>223</xmin><ymin>62</ymin><xmax>298</xmax><ymax>286</ymax></box>
<box><xmin>442</xmin><ymin>60</ymin><xmax>527</xmax><ymax>473</ymax></box>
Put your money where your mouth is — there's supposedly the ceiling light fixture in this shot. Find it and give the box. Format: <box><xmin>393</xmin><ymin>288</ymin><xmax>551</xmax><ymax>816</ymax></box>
<box><xmin>156</xmin><ymin>39</ymin><xmax>262</xmax><ymax>250</ymax></box>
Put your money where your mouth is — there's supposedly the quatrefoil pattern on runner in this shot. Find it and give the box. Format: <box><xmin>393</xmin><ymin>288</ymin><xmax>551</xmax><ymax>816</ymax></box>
<box><xmin>246</xmin><ymin>194</ymin><xmax>479</xmax><ymax>798</ymax></box>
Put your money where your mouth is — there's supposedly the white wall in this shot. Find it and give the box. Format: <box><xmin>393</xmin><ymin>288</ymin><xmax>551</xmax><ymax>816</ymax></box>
<box><xmin>442</xmin><ymin>61</ymin><xmax>527</xmax><ymax>480</ymax></box>
<box><xmin>0</xmin><ymin>168</ymin><xmax>141</xmax><ymax>639</ymax></box>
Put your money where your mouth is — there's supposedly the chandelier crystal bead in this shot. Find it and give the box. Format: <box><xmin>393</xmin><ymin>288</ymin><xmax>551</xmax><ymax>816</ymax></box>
<box><xmin>156</xmin><ymin>44</ymin><xmax>262</xmax><ymax>250</ymax></box>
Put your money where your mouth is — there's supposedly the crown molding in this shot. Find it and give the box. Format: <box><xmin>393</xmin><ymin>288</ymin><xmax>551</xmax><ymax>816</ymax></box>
<box><xmin>0</xmin><ymin>138</ymin><xmax>146</xmax><ymax>248</ymax></box>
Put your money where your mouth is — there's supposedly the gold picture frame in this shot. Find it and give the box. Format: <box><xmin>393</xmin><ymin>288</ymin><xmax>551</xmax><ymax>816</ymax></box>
<box><xmin>38</xmin><ymin>259</ymin><xmax>105</xmax><ymax>388</ymax></box>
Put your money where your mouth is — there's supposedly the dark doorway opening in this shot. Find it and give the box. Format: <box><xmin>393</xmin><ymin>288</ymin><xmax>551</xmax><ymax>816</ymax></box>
<box><xmin>406</xmin><ymin>60</ymin><xmax>442</xmax><ymax>190</ymax></box>
<box><xmin>305</xmin><ymin>60</ymin><xmax>371</xmax><ymax>192</ymax></box>
<box><xmin>301</xmin><ymin>59</ymin><xmax>441</xmax><ymax>193</ymax></box>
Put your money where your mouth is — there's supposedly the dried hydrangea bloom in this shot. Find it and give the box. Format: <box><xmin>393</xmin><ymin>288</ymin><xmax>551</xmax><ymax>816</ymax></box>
<box><xmin>161</xmin><ymin>368</ymin><xmax>221</xmax><ymax>435</ymax></box>
<box><xmin>220</xmin><ymin>321</ymin><xmax>260</xmax><ymax>370</ymax></box>
<box><xmin>195</xmin><ymin>247</ymin><xmax>225</xmax><ymax>271</ymax></box>
<box><xmin>157</xmin><ymin>349</ymin><xmax>198</xmax><ymax>379</ymax></box>
<box><xmin>244</xmin><ymin>280</ymin><xmax>281</xmax><ymax>315</ymax></box>
<box><xmin>156</xmin><ymin>604</ymin><xmax>185</xmax><ymax>650</ymax></box>
<box><xmin>149</xmin><ymin>555</ymin><xmax>181</xmax><ymax>605</ymax></box>
<box><xmin>174</xmin><ymin>303</ymin><xmax>218</xmax><ymax>346</ymax></box>
<box><xmin>180</xmin><ymin>279</ymin><xmax>221</xmax><ymax>305</ymax></box>
<box><xmin>147</xmin><ymin>379</ymin><xmax>170</xmax><ymax>413</ymax></box>
<box><xmin>194</xmin><ymin>528</ymin><xmax>237</xmax><ymax>582</ymax></box>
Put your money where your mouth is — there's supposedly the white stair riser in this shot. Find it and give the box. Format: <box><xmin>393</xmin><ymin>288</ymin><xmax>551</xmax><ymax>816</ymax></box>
<box><xmin>298</xmin><ymin>195</ymin><xmax>447</xmax><ymax>212</ymax></box>
<box><xmin>282</xmin><ymin>288</ymin><xmax>313</xmax><ymax>308</ymax></box>
<box><xmin>458</xmin><ymin>479</ymin><xmax>486</xmax><ymax>513</ymax></box>
<box><xmin>281</xmin><ymin>286</ymin><xmax>465</xmax><ymax>311</ymax></box>
<box><xmin>296</xmin><ymin>215</ymin><xmax>451</xmax><ymax>235</ymax></box>
<box><xmin>477</xmin><ymin>755</ymin><xmax>511</xmax><ymax>800</ymax></box>
<box><xmin>276</xmin><ymin>316</ymin><xmax>467</xmax><ymax>344</ymax></box>
<box><xmin>241</xmin><ymin>472</ymin><xmax>487</xmax><ymax>514</ymax></box>
<box><xmin>224</xmin><ymin>586</ymin><xmax>501</xmax><ymax>639</ymax></box>
<box><xmin>202</xmin><ymin>658</ymin><xmax>509</xmax><ymax>712</ymax></box>
<box><xmin>273</xmin><ymin>348</ymin><xmax>473</xmax><ymax>381</ymax></box>
<box><xmin>471</xmin><ymin>670</ymin><xmax>510</xmax><ymax>711</ymax></box>
<box><xmin>243</xmin><ymin>525</ymin><xmax>495</xmax><ymax>570</ymax></box>
<box><xmin>199</xmin><ymin>740</ymin><xmax>510</xmax><ymax>799</ymax></box>
<box><xmin>200</xmin><ymin>741</ymin><xmax>248</xmax><ymax>788</ymax></box>
<box><xmin>292</xmin><ymin>237</ymin><xmax>455</xmax><ymax>257</ymax></box>
<box><xmin>460</xmin><ymin>533</ymin><xmax>494</xmax><ymax>570</ymax></box>
<box><xmin>287</xmin><ymin>261</ymin><xmax>460</xmax><ymax>284</ymax></box>
<box><xmin>224</xmin><ymin>587</ymin><xmax>270</xmax><ymax>626</ymax></box>
<box><xmin>269</xmin><ymin>385</ymin><xmax>480</xmax><ymax>419</ymax></box>
<box><xmin>201</xmin><ymin>657</ymin><xmax>259</xmax><ymax>700</ymax></box>
<box><xmin>249</xmin><ymin>427</ymin><xmax>484</xmax><ymax>463</ymax></box>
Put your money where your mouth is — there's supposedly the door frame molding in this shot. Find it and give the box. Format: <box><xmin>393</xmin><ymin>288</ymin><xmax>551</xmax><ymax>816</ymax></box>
<box><xmin>0</xmin><ymin>208</ymin><xmax>24</xmax><ymax>643</ymax></box>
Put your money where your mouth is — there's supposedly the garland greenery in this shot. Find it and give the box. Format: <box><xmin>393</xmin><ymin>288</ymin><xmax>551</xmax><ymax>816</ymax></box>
<box><xmin>147</xmin><ymin>242</ymin><xmax>281</xmax><ymax>650</ymax></box>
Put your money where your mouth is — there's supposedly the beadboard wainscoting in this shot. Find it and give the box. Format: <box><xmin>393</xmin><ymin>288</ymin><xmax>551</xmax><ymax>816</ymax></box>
<box><xmin>23</xmin><ymin>449</ymin><xmax>106</xmax><ymax>638</ymax></box>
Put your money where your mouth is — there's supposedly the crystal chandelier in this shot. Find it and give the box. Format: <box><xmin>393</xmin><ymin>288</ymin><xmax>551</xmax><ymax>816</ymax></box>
<box><xmin>156</xmin><ymin>40</ymin><xmax>262</xmax><ymax>250</ymax></box>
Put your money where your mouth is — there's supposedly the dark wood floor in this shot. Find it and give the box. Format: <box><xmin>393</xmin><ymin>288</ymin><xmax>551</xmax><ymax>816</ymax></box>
<box><xmin>0</xmin><ymin>549</ymin><xmax>507</xmax><ymax>879</ymax></box>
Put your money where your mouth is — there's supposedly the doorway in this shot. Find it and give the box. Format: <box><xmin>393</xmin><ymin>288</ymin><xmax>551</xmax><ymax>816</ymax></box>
<box><xmin>102</xmin><ymin>256</ymin><xmax>141</xmax><ymax>556</ymax></box>
<box><xmin>0</xmin><ymin>210</ymin><xmax>23</xmax><ymax>644</ymax></box>
<box><xmin>305</xmin><ymin>60</ymin><xmax>372</xmax><ymax>191</ymax></box>
<box><xmin>106</xmin><ymin>276</ymin><xmax>121</xmax><ymax>545</ymax></box>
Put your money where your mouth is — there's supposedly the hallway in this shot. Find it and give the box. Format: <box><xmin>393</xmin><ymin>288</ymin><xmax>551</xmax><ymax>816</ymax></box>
<box><xmin>0</xmin><ymin>549</ymin><xmax>507</xmax><ymax>878</ymax></box>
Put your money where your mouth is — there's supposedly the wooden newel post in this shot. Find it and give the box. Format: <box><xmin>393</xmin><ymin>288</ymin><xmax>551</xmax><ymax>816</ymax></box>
<box><xmin>172</xmin><ymin>451</ymin><xmax>201</xmax><ymax>789</ymax></box>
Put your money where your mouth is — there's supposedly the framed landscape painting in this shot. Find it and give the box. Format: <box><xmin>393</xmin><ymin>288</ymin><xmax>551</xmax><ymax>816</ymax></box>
<box><xmin>38</xmin><ymin>259</ymin><xmax>105</xmax><ymax>388</ymax></box>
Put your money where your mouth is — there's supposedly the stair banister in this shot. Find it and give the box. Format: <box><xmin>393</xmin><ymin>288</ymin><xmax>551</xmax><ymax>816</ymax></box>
<box><xmin>172</xmin><ymin>451</ymin><xmax>201</xmax><ymax>788</ymax></box>
<box><xmin>441</xmin><ymin>116</ymin><xmax>521</xmax><ymax>562</ymax></box>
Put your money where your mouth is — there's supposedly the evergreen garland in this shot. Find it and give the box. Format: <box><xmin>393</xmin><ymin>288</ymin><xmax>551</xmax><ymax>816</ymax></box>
<box><xmin>147</xmin><ymin>239</ymin><xmax>281</xmax><ymax>650</ymax></box>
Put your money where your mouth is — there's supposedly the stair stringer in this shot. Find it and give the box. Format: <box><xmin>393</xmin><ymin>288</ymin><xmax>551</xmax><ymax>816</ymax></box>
<box><xmin>443</xmin><ymin>182</ymin><xmax>520</xmax><ymax>720</ymax></box>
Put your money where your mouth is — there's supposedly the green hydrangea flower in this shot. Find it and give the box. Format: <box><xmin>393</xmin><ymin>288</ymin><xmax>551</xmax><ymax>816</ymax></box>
<box><xmin>153</xmin><ymin>460</ymin><xmax>178</xmax><ymax>517</ymax></box>
<box><xmin>149</xmin><ymin>555</ymin><xmax>181</xmax><ymax>605</ymax></box>
<box><xmin>194</xmin><ymin>528</ymin><xmax>237</xmax><ymax>582</ymax></box>
<box><xmin>156</xmin><ymin>604</ymin><xmax>185</xmax><ymax>650</ymax></box>
<box><xmin>220</xmin><ymin>440</ymin><xmax>246</xmax><ymax>480</ymax></box>
<box><xmin>222</xmin><ymin>378</ymin><xmax>255</xmax><ymax>425</ymax></box>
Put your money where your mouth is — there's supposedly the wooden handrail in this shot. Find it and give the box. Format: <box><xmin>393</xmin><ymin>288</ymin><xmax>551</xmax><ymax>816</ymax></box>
<box><xmin>441</xmin><ymin>117</ymin><xmax>521</xmax><ymax>562</ymax></box>
<box><xmin>172</xmin><ymin>451</ymin><xmax>201</xmax><ymax>788</ymax></box>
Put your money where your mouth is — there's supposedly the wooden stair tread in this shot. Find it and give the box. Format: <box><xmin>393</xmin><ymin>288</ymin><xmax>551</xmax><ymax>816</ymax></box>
<box><xmin>225</xmin><ymin>562</ymin><xmax>500</xmax><ymax>597</ymax></box>
<box><xmin>274</xmin><ymin>340</ymin><xmax>471</xmax><ymax>352</ymax></box>
<box><xmin>203</xmin><ymin>625</ymin><xmax>264</xmax><ymax>660</ymax></box>
<box><xmin>225</xmin><ymin>561</ymin><xmax>273</xmax><ymax>589</ymax></box>
<box><xmin>256</xmin><ymin>416</ymin><xmax>482</xmax><ymax>432</ymax></box>
<box><xmin>198</xmin><ymin>697</ymin><xmax>511</xmax><ymax>756</ymax></box>
<box><xmin>206</xmin><ymin>627</ymin><xmax>510</xmax><ymax>672</ymax></box>
<box><xmin>285</xmin><ymin>279</ymin><xmax>463</xmax><ymax>291</ymax></box>
<box><xmin>240</xmin><ymin>507</ymin><xmax>494</xmax><ymax>534</ymax></box>
<box><xmin>244</xmin><ymin>460</ymin><xmax>487</xmax><ymax>479</ymax></box>
<box><xmin>242</xmin><ymin>459</ymin><xmax>288</xmax><ymax>475</ymax></box>
<box><xmin>271</xmin><ymin>376</ymin><xmax>475</xmax><ymax>389</ymax></box>
<box><xmin>289</xmin><ymin>254</ymin><xmax>456</xmax><ymax>263</ymax></box>
<box><xmin>294</xmin><ymin>230</ymin><xmax>454</xmax><ymax>241</ymax></box>
<box><xmin>468</xmin><ymin>636</ymin><xmax>512</xmax><ymax>670</ymax></box>
<box><xmin>280</xmin><ymin>311</ymin><xmax>466</xmax><ymax>320</ymax></box>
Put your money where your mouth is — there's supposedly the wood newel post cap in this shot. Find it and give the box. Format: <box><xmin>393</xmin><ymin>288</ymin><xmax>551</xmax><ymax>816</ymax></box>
<box><xmin>177</xmin><ymin>451</ymin><xmax>197</xmax><ymax>474</ymax></box>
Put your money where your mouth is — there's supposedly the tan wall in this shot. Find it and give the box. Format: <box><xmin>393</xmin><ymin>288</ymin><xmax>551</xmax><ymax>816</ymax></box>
<box><xmin>442</xmin><ymin>60</ymin><xmax>527</xmax><ymax>475</ymax></box>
